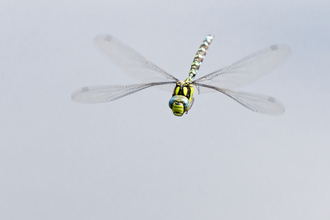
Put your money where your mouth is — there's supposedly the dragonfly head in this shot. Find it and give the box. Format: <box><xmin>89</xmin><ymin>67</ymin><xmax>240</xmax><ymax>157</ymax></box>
<box><xmin>169</xmin><ymin>95</ymin><xmax>190</xmax><ymax>117</ymax></box>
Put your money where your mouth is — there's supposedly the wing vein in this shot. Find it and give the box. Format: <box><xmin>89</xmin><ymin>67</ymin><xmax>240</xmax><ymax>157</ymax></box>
<box><xmin>72</xmin><ymin>82</ymin><xmax>176</xmax><ymax>104</ymax></box>
<box><xmin>193</xmin><ymin>44</ymin><xmax>291</xmax><ymax>92</ymax></box>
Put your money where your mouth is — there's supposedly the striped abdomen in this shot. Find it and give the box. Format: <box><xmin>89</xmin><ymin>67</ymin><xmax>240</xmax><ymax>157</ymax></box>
<box><xmin>186</xmin><ymin>35</ymin><xmax>214</xmax><ymax>82</ymax></box>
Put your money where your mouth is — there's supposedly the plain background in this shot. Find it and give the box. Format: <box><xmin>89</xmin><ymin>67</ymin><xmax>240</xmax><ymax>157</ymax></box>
<box><xmin>1</xmin><ymin>0</ymin><xmax>330</xmax><ymax>219</ymax></box>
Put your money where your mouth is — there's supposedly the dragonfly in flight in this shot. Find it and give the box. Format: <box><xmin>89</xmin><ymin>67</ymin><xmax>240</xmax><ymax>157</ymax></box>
<box><xmin>72</xmin><ymin>34</ymin><xmax>291</xmax><ymax>116</ymax></box>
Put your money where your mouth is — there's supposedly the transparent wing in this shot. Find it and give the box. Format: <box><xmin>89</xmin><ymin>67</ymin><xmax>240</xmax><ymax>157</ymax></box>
<box><xmin>72</xmin><ymin>82</ymin><xmax>175</xmax><ymax>104</ymax></box>
<box><xmin>197</xmin><ymin>84</ymin><xmax>285</xmax><ymax>115</ymax></box>
<box><xmin>193</xmin><ymin>44</ymin><xmax>291</xmax><ymax>92</ymax></box>
<box><xmin>94</xmin><ymin>34</ymin><xmax>179</xmax><ymax>85</ymax></box>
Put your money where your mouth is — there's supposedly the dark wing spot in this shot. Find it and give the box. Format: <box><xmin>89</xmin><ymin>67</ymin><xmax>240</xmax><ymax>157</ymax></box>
<box><xmin>104</xmin><ymin>35</ymin><xmax>113</xmax><ymax>41</ymax></box>
<box><xmin>270</xmin><ymin>45</ymin><xmax>279</xmax><ymax>51</ymax></box>
<box><xmin>81</xmin><ymin>87</ymin><xmax>89</xmax><ymax>92</ymax></box>
<box><xmin>268</xmin><ymin>96</ymin><xmax>276</xmax><ymax>103</ymax></box>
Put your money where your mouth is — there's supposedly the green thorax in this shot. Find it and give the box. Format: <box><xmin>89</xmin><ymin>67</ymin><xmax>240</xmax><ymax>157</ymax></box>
<box><xmin>172</xmin><ymin>81</ymin><xmax>194</xmax><ymax>104</ymax></box>
<box><xmin>170</xmin><ymin>81</ymin><xmax>195</xmax><ymax>116</ymax></box>
<box><xmin>185</xmin><ymin>35</ymin><xmax>214</xmax><ymax>82</ymax></box>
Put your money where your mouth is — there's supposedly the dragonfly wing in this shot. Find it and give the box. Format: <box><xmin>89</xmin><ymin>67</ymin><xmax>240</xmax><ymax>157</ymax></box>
<box><xmin>94</xmin><ymin>34</ymin><xmax>179</xmax><ymax>84</ymax></box>
<box><xmin>197</xmin><ymin>84</ymin><xmax>285</xmax><ymax>115</ymax></box>
<box><xmin>72</xmin><ymin>82</ymin><xmax>175</xmax><ymax>104</ymax></box>
<box><xmin>193</xmin><ymin>44</ymin><xmax>291</xmax><ymax>91</ymax></box>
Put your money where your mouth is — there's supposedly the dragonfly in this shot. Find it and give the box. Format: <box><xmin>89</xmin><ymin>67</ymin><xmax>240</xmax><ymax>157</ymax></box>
<box><xmin>72</xmin><ymin>34</ymin><xmax>291</xmax><ymax>116</ymax></box>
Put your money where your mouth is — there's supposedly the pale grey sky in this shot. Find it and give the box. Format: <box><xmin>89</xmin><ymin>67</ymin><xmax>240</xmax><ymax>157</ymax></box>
<box><xmin>1</xmin><ymin>0</ymin><xmax>330</xmax><ymax>219</ymax></box>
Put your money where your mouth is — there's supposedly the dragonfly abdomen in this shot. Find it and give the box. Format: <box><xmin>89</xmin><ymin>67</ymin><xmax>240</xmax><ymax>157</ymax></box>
<box><xmin>186</xmin><ymin>35</ymin><xmax>214</xmax><ymax>82</ymax></box>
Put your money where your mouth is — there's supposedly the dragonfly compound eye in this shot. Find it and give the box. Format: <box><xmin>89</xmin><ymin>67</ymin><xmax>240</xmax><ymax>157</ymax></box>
<box><xmin>168</xmin><ymin>95</ymin><xmax>190</xmax><ymax>116</ymax></box>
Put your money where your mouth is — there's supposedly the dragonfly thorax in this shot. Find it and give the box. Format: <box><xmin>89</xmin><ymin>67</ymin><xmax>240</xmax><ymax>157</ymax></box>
<box><xmin>168</xmin><ymin>81</ymin><xmax>195</xmax><ymax>116</ymax></box>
